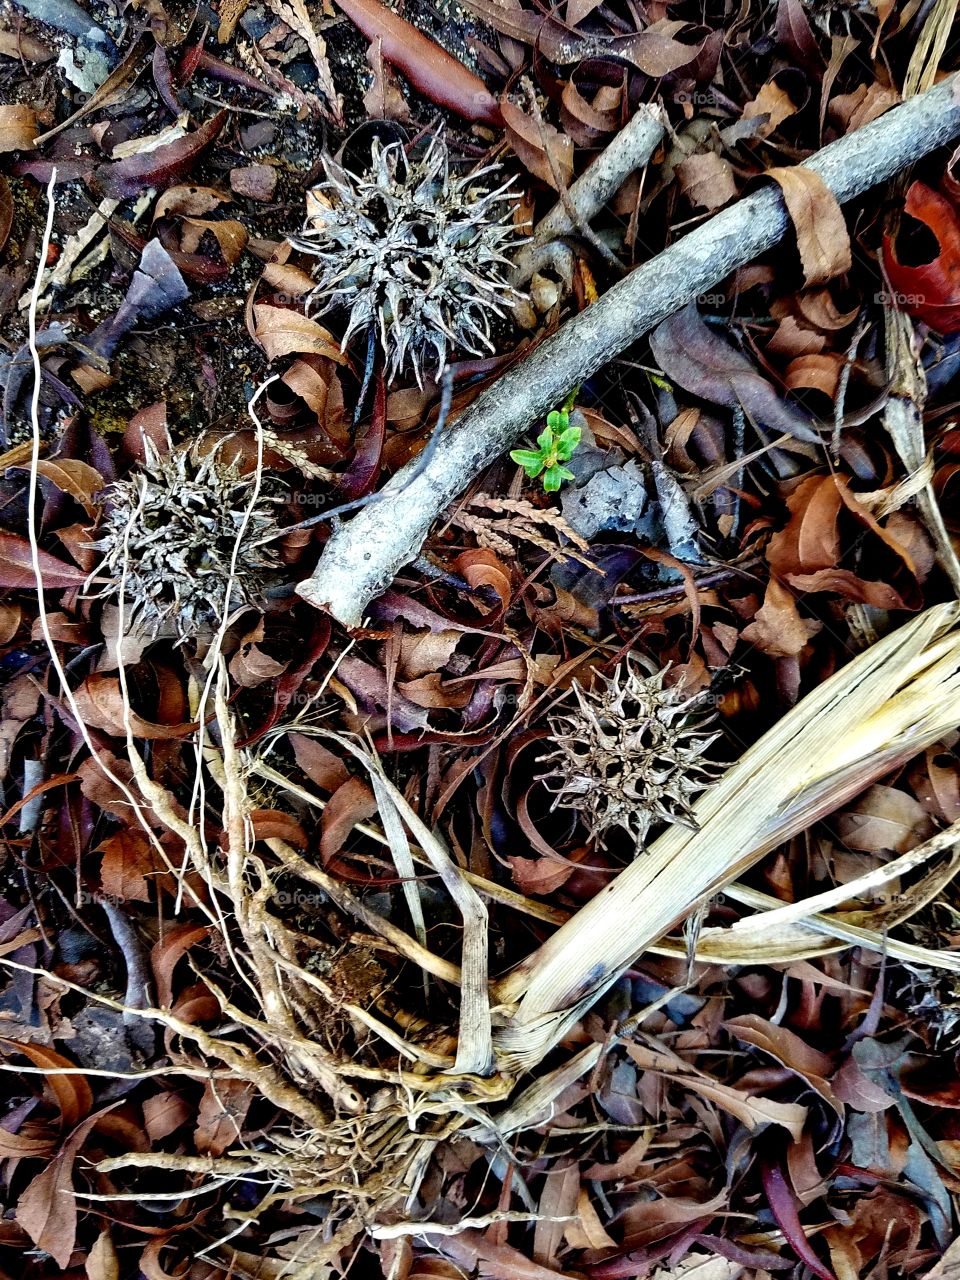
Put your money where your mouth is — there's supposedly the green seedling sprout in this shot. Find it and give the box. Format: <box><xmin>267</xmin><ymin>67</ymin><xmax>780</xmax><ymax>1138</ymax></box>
<box><xmin>510</xmin><ymin>388</ymin><xmax>581</xmax><ymax>493</ymax></box>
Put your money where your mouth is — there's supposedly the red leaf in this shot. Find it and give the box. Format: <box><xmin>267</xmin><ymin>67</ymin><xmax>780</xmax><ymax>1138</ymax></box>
<box><xmin>761</xmin><ymin>1158</ymin><xmax>835</xmax><ymax>1280</ymax></box>
<box><xmin>882</xmin><ymin>181</ymin><xmax>960</xmax><ymax>334</ymax></box>
<box><xmin>0</xmin><ymin>531</ymin><xmax>89</xmax><ymax>589</ymax></box>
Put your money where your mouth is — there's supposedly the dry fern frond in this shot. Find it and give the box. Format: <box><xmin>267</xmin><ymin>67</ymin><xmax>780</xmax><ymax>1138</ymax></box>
<box><xmin>450</xmin><ymin>493</ymin><xmax>598</xmax><ymax>569</ymax></box>
<box><xmin>539</xmin><ymin>659</ymin><xmax>723</xmax><ymax>850</ymax></box>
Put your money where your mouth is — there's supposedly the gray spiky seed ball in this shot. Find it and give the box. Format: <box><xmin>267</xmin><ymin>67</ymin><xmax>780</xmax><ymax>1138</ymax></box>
<box><xmin>88</xmin><ymin>443</ymin><xmax>285</xmax><ymax>637</ymax></box>
<box><xmin>288</xmin><ymin>133</ymin><xmax>527</xmax><ymax>386</ymax></box>
<box><xmin>540</xmin><ymin>660</ymin><xmax>723</xmax><ymax>852</ymax></box>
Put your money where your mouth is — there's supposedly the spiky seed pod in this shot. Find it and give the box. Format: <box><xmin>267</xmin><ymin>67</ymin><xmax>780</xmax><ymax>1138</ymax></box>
<box><xmin>539</xmin><ymin>660</ymin><xmax>724</xmax><ymax>852</ymax></box>
<box><xmin>288</xmin><ymin>133</ymin><xmax>526</xmax><ymax>387</ymax></box>
<box><xmin>88</xmin><ymin>443</ymin><xmax>285</xmax><ymax>637</ymax></box>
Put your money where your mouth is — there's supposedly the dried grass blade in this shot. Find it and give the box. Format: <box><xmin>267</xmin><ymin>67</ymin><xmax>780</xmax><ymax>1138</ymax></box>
<box><xmin>309</xmin><ymin>732</ymin><xmax>493</xmax><ymax>1076</ymax></box>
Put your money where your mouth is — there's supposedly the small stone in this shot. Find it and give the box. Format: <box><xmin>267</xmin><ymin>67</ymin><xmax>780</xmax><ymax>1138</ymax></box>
<box><xmin>240</xmin><ymin>120</ymin><xmax>276</xmax><ymax>151</ymax></box>
<box><xmin>230</xmin><ymin>164</ymin><xmax>277</xmax><ymax>202</ymax></box>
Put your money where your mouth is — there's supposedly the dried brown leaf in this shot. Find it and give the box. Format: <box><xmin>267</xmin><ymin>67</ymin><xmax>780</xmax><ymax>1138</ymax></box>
<box><xmin>253</xmin><ymin>304</ymin><xmax>348</xmax><ymax>361</ymax></box>
<box><xmin>501</xmin><ymin>98</ymin><xmax>574</xmax><ymax>191</ymax></box>
<box><xmin>98</xmin><ymin>831</ymin><xmax>158</xmax><ymax>903</ymax></box>
<box><xmin>741</xmin><ymin>578</ymin><xmax>822</xmax><ymax>658</ymax></box>
<box><xmin>767</xmin><ymin>166</ymin><xmax>852</xmax><ymax>287</ymax></box>
<box><xmin>0</xmin><ymin>104</ymin><xmax>37</xmax><ymax>152</ymax></box>
<box><xmin>16</xmin><ymin>1109</ymin><xmax>108</xmax><ymax>1268</ymax></box>
<box><xmin>677</xmin><ymin>152</ymin><xmax>737</xmax><ymax>210</ymax></box>
<box><xmin>0</xmin><ymin>1041</ymin><xmax>93</xmax><ymax>1129</ymax></box>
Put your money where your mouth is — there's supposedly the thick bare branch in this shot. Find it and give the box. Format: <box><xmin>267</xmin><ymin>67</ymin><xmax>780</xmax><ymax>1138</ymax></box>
<box><xmin>298</xmin><ymin>75</ymin><xmax>960</xmax><ymax>626</ymax></box>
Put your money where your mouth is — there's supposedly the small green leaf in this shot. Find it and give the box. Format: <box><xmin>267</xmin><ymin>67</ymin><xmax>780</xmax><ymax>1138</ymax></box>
<box><xmin>545</xmin><ymin>463</ymin><xmax>576</xmax><ymax>491</ymax></box>
<box><xmin>510</xmin><ymin>449</ymin><xmax>543</xmax><ymax>470</ymax></box>
<box><xmin>536</xmin><ymin>426</ymin><xmax>554</xmax><ymax>451</ymax></box>
<box><xmin>555</xmin><ymin>427</ymin><xmax>582</xmax><ymax>460</ymax></box>
<box><xmin>546</xmin><ymin>410</ymin><xmax>566</xmax><ymax>432</ymax></box>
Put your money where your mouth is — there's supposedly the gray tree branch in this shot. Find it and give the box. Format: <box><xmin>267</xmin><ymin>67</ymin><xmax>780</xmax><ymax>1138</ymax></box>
<box><xmin>298</xmin><ymin>75</ymin><xmax>960</xmax><ymax>626</ymax></box>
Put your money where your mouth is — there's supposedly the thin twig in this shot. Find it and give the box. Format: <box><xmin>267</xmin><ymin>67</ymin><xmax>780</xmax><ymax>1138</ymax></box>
<box><xmin>262</xmin><ymin>367</ymin><xmax>454</xmax><ymax>540</ymax></box>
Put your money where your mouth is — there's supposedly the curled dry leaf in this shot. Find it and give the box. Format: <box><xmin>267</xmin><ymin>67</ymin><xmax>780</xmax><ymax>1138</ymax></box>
<box><xmin>0</xmin><ymin>1041</ymin><xmax>93</xmax><ymax>1129</ymax></box>
<box><xmin>455</xmin><ymin>548</ymin><xmax>513</xmax><ymax>613</ymax></box>
<box><xmin>151</xmin><ymin>923</ymin><xmax>210</xmax><ymax>1008</ymax></box>
<box><xmin>86</xmin><ymin>1229</ymin><xmax>119</xmax><ymax>1280</ymax></box>
<box><xmin>650</xmin><ymin>304</ymin><xmax>819</xmax><ymax>441</ymax></box>
<box><xmin>723</xmin><ymin>1013</ymin><xmax>841</xmax><ymax>1113</ymax></box>
<box><xmin>766</xmin><ymin>166</ymin><xmax>852</xmax><ymax>287</ymax></box>
<box><xmin>743</xmin><ymin>79</ymin><xmax>798</xmax><ymax>136</ymax></box>
<box><xmin>253</xmin><ymin>304</ymin><xmax>348</xmax><ymax>362</ymax></box>
<box><xmin>784</xmin><ymin>352</ymin><xmax>844</xmax><ymax>399</ymax></box>
<box><xmin>178</xmin><ymin>217</ymin><xmax>248</xmax><ymax>266</ymax></box>
<box><xmin>95</xmin><ymin>110</ymin><xmax>228</xmax><ymax>198</ymax></box>
<box><xmin>882</xmin><ymin>181</ymin><xmax>960</xmax><ymax>334</ymax></box>
<box><xmin>766</xmin><ymin>473</ymin><xmax>921</xmax><ymax>607</ymax></box>
<box><xmin>20</xmin><ymin>458</ymin><xmax>105</xmax><ymax>518</ymax></box>
<box><xmin>229</xmin><ymin>638</ymin><xmax>288</xmax><ymax>688</ymax></box>
<box><xmin>740</xmin><ymin>577</ymin><xmax>822</xmax><ymax>659</ymax></box>
<box><xmin>560</xmin><ymin>80</ymin><xmax>621</xmax><ymax>147</ymax></box>
<box><xmin>501</xmin><ymin>98</ymin><xmax>575</xmax><ymax>191</ymax></box>
<box><xmin>71</xmin><ymin>674</ymin><xmax>199</xmax><ymax>740</ymax></box>
<box><xmin>775</xmin><ymin>0</ymin><xmax>822</xmax><ymax>72</ymax></box>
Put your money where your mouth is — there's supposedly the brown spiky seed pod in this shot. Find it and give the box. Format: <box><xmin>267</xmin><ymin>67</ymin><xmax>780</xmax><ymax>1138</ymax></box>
<box><xmin>288</xmin><ymin>132</ymin><xmax>525</xmax><ymax>387</ymax></box>
<box><xmin>539</xmin><ymin>660</ymin><xmax>723</xmax><ymax>851</ymax></box>
<box><xmin>88</xmin><ymin>443</ymin><xmax>285</xmax><ymax>637</ymax></box>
